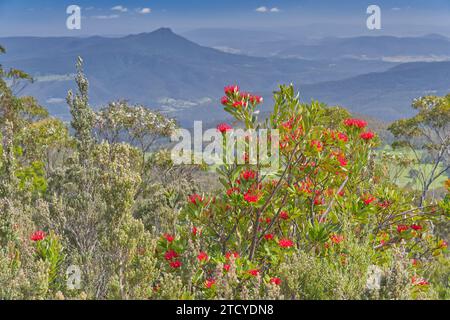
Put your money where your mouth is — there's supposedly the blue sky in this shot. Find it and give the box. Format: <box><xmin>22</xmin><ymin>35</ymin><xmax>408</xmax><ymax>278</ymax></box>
<box><xmin>1</xmin><ymin>0</ymin><xmax>450</xmax><ymax>36</ymax></box>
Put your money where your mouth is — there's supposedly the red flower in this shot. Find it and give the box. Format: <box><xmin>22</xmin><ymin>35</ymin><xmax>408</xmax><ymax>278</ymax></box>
<box><xmin>205</xmin><ymin>278</ymin><xmax>216</xmax><ymax>289</ymax></box>
<box><xmin>249</xmin><ymin>95</ymin><xmax>263</xmax><ymax>105</ymax></box>
<box><xmin>310</xmin><ymin>140</ymin><xmax>323</xmax><ymax>152</ymax></box>
<box><xmin>197</xmin><ymin>251</ymin><xmax>209</xmax><ymax>262</ymax></box>
<box><xmin>344</xmin><ymin>118</ymin><xmax>367</xmax><ymax>129</ymax></box>
<box><xmin>362</xmin><ymin>195</ymin><xmax>376</xmax><ymax>205</ymax></box>
<box><xmin>336</xmin><ymin>153</ymin><xmax>348</xmax><ymax>166</ymax></box>
<box><xmin>224</xmin><ymin>85</ymin><xmax>239</xmax><ymax>95</ymax></box>
<box><xmin>223</xmin><ymin>264</ymin><xmax>231</xmax><ymax>272</ymax></box>
<box><xmin>169</xmin><ymin>260</ymin><xmax>182</xmax><ymax>268</ymax></box>
<box><xmin>248</xmin><ymin>269</ymin><xmax>259</xmax><ymax>276</ymax></box>
<box><xmin>164</xmin><ymin>233</ymin><xmax>175</xmax><ymax>242</ymax></box>
<box><xmin>270</xmin><ymin>277</ymin><xmax>282</xmax><ymax>285</ymax></box>
<box><xmin>164</xmin><ymin>249</ymin><xmax>179</xmax><ymax>261</ymax></box>
<box><xmin>226</xmin><ymin>187</ymin><xmax>240</xmax><ymax>196</ymax></box>
<box><xmin>278</xmin><ymin>238</ymin><xmax>294</xmax><ymax>248</ymax></box>
<box><xmin>279</xmin><ymin>211</ymin><xmax>289</xmax><ymax>220</ymax></box>
<box><xmin>225</xmin><ymin>252</ymin><xmax>239</xmax><ymax>260</ymax></box>
<box><xmin>412</xmin><ymin>276</ymin><xmax>429</xmax><ymax>286</ymax></box>
<box><xmin>330</xmin><ymin>234</ymin><xmax>344</xmax><ymax>244</ymax></box>
<box><xmin>217</xmin><ymin>123</ymin><xmax>232</xmax><ymax>133</ymax></box>
<box><xmin>233</xmin><ymin>101</ymin><xmax>246</xmax><ymax>108</ymax></box>
<box><xmin>192</xmin><ymin>226</ymin><xmax>200</xmax><ymax>236</ymax></box>
<box><xmin>244</xmin><ymin>191</ymin><xmax>259</xmax><ymax>203</ymax></box>
<box><xmin>30</xmin><ymin>230</ymin><xmax>46</xmax><ymax>242</ymax></box>
<box><xmin>221</xmin><ymin>96</ymin><xmax>229</xmax><ymax>105</ymax></box>
<box><xmin>188</xmin><ymin>194</ymin><xmax>203</xmax><ymax>205</ymax></box>
<box><xmin>397</xmin><ymin>225</ymin><xmax>409</xmax><ymax>233</ymax></box>
<box><xmin>337</xmin><ymin>132</ymin><xmax>348</xmax><ymax>142</ymax></box>
<box><xmin>241</xmin><ymin>170</ymin><xmax>256</xmax><ymax>181</ymax></box>
<box><xmin>411</xmin><ymin>224</ymin><xmax>423</xmax><ymax>231</ymax></box>
<box><xmin>360</xmin><ymin>131</ymin><xmax>375</xmax><ymax>140</ymax></box>
<box><xmin>264</xmin><ymin>234</ymin><xmax>274</xmax><ymax>240</ymax></box>
<box><xmin>314</xmin><ymin>196</ymin><xmax>324</xmax><ymax>206</ymax></box>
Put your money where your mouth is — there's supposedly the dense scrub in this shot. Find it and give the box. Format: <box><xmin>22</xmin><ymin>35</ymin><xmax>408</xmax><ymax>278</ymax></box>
<box><xmin>0</xmin><ymin>54</ymin><xmax>449</xmax><ymax>300</ymax></box>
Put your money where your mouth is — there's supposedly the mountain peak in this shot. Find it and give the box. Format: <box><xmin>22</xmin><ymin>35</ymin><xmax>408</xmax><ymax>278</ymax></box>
<box><xmin>151</xmin><ymin>27</ymin><xmax>175</xmax><ymax>35</ymax></box>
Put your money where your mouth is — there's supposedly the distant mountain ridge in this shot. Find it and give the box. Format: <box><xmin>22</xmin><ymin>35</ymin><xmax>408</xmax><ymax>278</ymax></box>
<box><xmin>1</xmin><ymin>28</ymin><xmax>449</xmax><ymax>125</ymax></box>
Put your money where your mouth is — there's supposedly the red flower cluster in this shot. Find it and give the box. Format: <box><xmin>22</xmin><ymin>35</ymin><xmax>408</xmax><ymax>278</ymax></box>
<box><xmin>248</xmin><ymin>269</ymin><xmax>259</xmax><ymax>276</ymax></box>
<box><xmin>188</xmin><ymin>194</ymin><xmax>203</xmax><ymax>205</ymax></box>
<box><xmin>170</xmin><ymin>260</ymin><xmax>182</xmax><ymax>269</ymax></box>
<box><xmin>278</xmin><ymin>238</ymin><xmax>294</xmax><ymax>248</ymax></box>
<box><xmin>205</xmin><ymin>279</ymin><xmax>216</xmax><ymax>289</ymax></box>
<box><xmin>30</xmin><ymin>230</ymin><xmax>46</xmax><ymax>242</ymax></box>
<box><xmin>330</xmin><ymin>234</ymin><xmax>344</xmax><ymax>244</ymax></box>
<box><xmin>164</xmin><ymin>233</ymin><xmax>175</xmax><ymax>242</ymax></box>
<box><xmin>270</xmin><ymin>277</ymin><xmax>282</xmax><ymax>285</ymax></box>
<box><xmin>197</xmin><ymin>251</ymin><xmax>209</xmax><ymax>262</ymax></box>
<box><xmin>411</xmin><ymin>224</ymin><xmax>423</xmax><ymax>231</ymax></box>
<box><xmin>217</xmin><ymin>123</ymin><xmax>232</xmax><ymax>133</ymax></box>
<box><xmin>412</xmin><ymin>276</ymin><xmax>429</xmax><ymax>286</ymax></box>
<box><xmin>362</xmin><ymin>195</ymin><xmax>376</xmax><ymax>205</ymax></box>
<box><xmin>241</xmin><ymin>169</ymin><xmax>256</xmax><ymax>181</ymax></box>
<box><xmin>264</xmin><ymin>233</ymin><xmax>274</xmax><ymax>240</ymax></box>
<box><xmin>397</xmin><ymin>225</ymin><xmax>409</xmax><ymax>233</ymax></box>
<box><xmin>225</xmin><ymin>251</ymin><xmax>239</xmax><ymax>260</ymax></box>
<box><xmin>360</xmin><ymin>131</ymin><xmax>375</xmax><ymax>141</ymax></box>
<box><xmin>279</xmin><ymin>211</ymin><xmax>289</xmax><ymax>220</ymax></box>
<box><xmin>244</xmin><ymin>191</ymin><xmax>259</xmax><ymax>203</ymax></box>
<box><xmin>164</xmin><ymin>249</ymin><xmax>179</xmax><ymax>261</ymax></box>
<box><xmin>310</xmin><ymin>140</ymin><xmax>323</xmax><ymax>152</ymax></box>
<box><xmin>344</xmin><ymin>118</ymin><xmax>367</xmax><ymax>129</ymax></box>
<box><xmin>224</xmin><ymin>85</ymin><xmax>239</xmax><ymax>95</ymax></box>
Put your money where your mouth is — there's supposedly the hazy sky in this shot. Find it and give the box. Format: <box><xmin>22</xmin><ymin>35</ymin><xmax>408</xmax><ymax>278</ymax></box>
<box><xmin>1</xmin><ymin>0</ymin><xmax>450</xmax><ymax>37</ymax></box>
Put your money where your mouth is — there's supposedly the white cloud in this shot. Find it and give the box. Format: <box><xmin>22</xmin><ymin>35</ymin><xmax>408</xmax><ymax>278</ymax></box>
<box><xmin>111</xmin><ymin>5</ymin><xmax>128</xmax><ymax>12</ymax></box>
<box><xmin>256</xmin><ymin>6</ymin><xmax>268</xmax><ymax>13</ymax></box>
<box><xmin>92</xmin><ymin>14</ymin><xmax>120</xmax><ymax>19</ymax></box>
<box><xmin>139</xmin><ymin>8</ymin><xmax>152</xmax><ymax>14</ymax></box>
<box><xmin>256</xmin><ymin>6</ymin><xmax>280</xmax><ymax>13</ymax></box>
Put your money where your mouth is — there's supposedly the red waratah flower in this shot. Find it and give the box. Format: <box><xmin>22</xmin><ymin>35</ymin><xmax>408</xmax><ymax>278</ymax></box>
<box><xmin>248</xmin><ymin>269</ymin><xmax>259</xmax><ymax>276</ymax></box>
<box><xmin>360</xmin><ymin>131</ymin><xmax>375</xmax><ymax>140</ymax></box>
<box><xmin>217</xmin><ymin>123</ymin><xmax>232</xmax><ymax>133</ymax></box>
<box><xmin>225</xmin><ymin>252</ymin><xmax>239</xmax><ymax>260</ymax></box>
<box><xmin>264</xmin><ymin>234</ymin><xmax>274</xmax><ymax>240</ymax></box>
<box><xmin>197</xmin><ymin>251</ymin><xmax>209</xmax><ymax>262</ymax></box>
<box><xmin>164</xmin><ymin>249</ymin><xmax>179</xmax><ymax>261</ymax></box>
<box><xmin>205</xmin><ymin>279</ymin><xmax>216</xmax><ymax>289</ymax></box>
<box><xmin>362</xmin><ymin>195</ymin><xmax>376</xmax><ymax>205</ymax></box>
<box><xmin>221</xmin><ymin>96</ymin><xmax>229</xmax><ymax>105</ymax></box>
<box><xmin>30</xmin><ymin>230</ymin><xmax>46</xmax><ymax>242</ymax></box>
<box><xmin>249</xmin><ymin>95</ymin><xmax>263</xmax><ymax>105</ymax></box>
<box><xmin>412</xmin><ymin>276</ymin><xmax>429</xmax><ymax>286</ymax></box>
<box><xmin>188</xmin><ymin>194</ymin><xmax>203</xmax><ymax>205</ymax></box>
<box><xmin>233</xmin><ymin>100</ymin><xmax>245</xmax><ymax>108</ymax></box>
<box><xmin>280</xmin><ymin>211</ymin><xmax>289</xmax><ymax>220</ymax></box>
<box><xmin>278</xmin><ymin>238</ymin><xmax>294</xmax><ymax>248</ymax></box>
<box><xmin>226</xmin><ymin>187</ymin><xmax>240</xmax><ymax>196</ymax></box>
<box><xmin>337</xmin><ymin>132</ymin><xmax>348</xmax><ymax>142</ymax></box>
<box><xmin>397</xmin><ymin>225</ymin><xmax>409</xmax><ymax>233</ymax></box>
<box><xmin>244</xmin><ymin>191</ymin><xmax>259</xmax><ymax>203</ymax></box>
<box><xmin>169</xmin><ymin>260</ymin><xmax>182</xmax><ymax>268</ymax></box>
<box><xmin>336</xmin><ymin>154</ymin><xmax>348</xmax><ymax>166</ymax></box>
<box><xmin>330</xmin><ymin>234</ymin><xmax>344</xmax><ymax>244</ymax></box>
<box><xmin>224</xmin><ymin>85</ymin><xmax>239</xmax><ymax>95</ymax></box>
<box><xmin>241</xmin><ymin>170</ymin><xmax>256</xmax><ymax>181</ymax></box>
<box><xmin>310</xmin><ymin>140</ymin><xmax>323</xmax><ymax>152</ymax></box>
<box><xmin>270</xmin><ymin>277</ymin><xmax>282</xmax><ymax>285</ymax></box>
<box><xmin>164</xmin><ymin>233</ymin><xmax>175</xmax><ymax>242</ymax></box>
<box><xmin>314</xmin><ymin>196</ymin><xmax>324</xmax><ymax>206</ymax></box>
<box><xmin>223</xmin><ymin>264</ymin><xmax>231</xmax><ymax>272</ymax></box>
<box><xmin>192</xmin><ymin>226</ymin><xmax>199</xmax><ymax>236</ymax></box>
<box><xmin>344</xmin><ymin>118</ymin><xmax>367</xmax><ymax>129</ymax></box>
<box><xmin>411</xmin><ymin>224</ymin><xmax>423</xmax><ymax>231</ymax></box>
